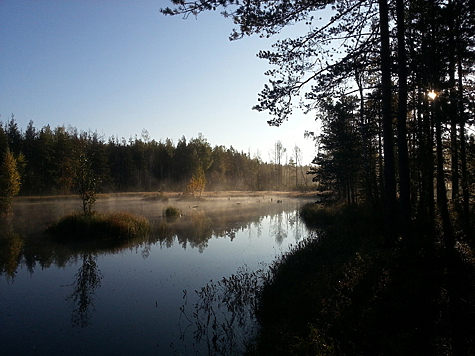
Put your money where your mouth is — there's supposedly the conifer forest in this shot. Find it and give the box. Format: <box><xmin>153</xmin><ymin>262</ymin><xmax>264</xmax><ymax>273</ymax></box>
<box><xmin>0</xmin><ymin>118</ymin><xmax>312</xmax><ymax>195</ymax></box>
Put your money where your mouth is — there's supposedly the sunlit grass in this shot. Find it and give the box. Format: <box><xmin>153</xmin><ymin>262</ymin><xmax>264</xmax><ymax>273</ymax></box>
<box><xmin>47</xmin><ymin>211</ymin><xmax>150</xmax><ymax>241</ymax></box>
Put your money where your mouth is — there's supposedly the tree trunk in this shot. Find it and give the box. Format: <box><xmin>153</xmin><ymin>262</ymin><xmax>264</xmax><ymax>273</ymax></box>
<box><xmin>379</xmin><ymin>0</ymin><xmax>398</xmax><ymax>242</ymax></box>
<box><xmin>356</xmin><ymin>69</ymin><xmax>372</xmax><ymax>206</ymax></box>
<box><xmin>396</xmin><ymin>0</ymin><xmax>412</xmax><ymax>237</ymax></box>
<box><xmin>457</xmin><ymin>41</ymin><xmax>470</xmax><ymax>231</ymax></box>
<box><xmin>435</xmin><ymin>99</ymin><xmax>454</xmax><ymax>252</ymax></box>
<box><xmin>417</xmin><ymin>89</ymin><xmax>435</xmax><ymax>240</ymax></box>
<box><xmin>447</xmin><ymin>4</ymin><xmax>459</xmax><ymax>205</ymax></box>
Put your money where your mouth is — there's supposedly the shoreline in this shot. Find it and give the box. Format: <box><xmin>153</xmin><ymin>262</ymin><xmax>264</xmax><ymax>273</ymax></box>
<box><xmin>14</xmin><ymin>190</ymin><xmax>321</xmax><ymax>203</ymax></box>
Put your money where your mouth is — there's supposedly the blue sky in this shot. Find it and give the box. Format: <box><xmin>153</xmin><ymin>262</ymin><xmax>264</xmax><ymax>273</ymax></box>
<box><xmin>0</xmin><ymin>0</ymin><xmax>319</xmax><ymax>163</ymax></box>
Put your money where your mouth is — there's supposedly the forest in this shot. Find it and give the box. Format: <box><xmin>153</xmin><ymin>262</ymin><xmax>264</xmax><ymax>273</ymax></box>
<box><xmin>0</xmin><ymin>117</ymin><xmax>313</xmax><ymax>196</ymax></box>
<box><xmin>164</xmin><ymin>0</ymin><xmax>475</xmax><ymax>241</ymax></box>
<box><xmin>161</xmin><ymin>1</ymin><xmax>475</xmax><ymax>354</ymax></box>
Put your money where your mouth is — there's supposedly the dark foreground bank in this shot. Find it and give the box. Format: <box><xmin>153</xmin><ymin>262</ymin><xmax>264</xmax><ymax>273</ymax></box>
<box><xmin>249</xmin><ymin>203</ymin><xmax>475</xmax><ymax>355</ymax></box>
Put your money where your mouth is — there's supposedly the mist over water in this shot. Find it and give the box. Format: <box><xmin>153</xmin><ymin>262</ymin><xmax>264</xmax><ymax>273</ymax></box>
<box><xmin>1</xmin><ymin>194</ymin><xmax>314</xmax><ymax>355</ymax></box>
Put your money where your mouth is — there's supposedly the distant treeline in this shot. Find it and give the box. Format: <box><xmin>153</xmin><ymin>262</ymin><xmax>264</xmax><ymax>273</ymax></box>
<box><xmin>0</xmin><ymin>117</ymin><xmax>313</xmax><ymax>195</ymax></box>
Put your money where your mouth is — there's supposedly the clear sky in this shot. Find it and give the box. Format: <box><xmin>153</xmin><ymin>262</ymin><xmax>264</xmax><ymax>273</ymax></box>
<box><xmin>0</xmin><ymin>0</ymin><xmax>319</xmax><ymax>164</ymax></box>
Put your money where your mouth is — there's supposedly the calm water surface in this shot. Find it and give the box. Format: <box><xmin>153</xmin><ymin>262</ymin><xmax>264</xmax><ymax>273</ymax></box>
<box><xmin>0</xmin><ymin>195</ymin><xmax>313</xmax><ymax>355</ymax></box>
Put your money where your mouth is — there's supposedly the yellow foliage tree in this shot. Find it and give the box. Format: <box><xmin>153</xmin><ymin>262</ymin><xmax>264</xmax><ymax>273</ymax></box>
<box><xmin>186</xmin><ymin>165</ymin><xmax>206</xmax><ymax>197</ymax></box>
<box><xmin>0</xmin><ymin>150</ymin><xmax>21</xmax><ymax>215</ymax></box>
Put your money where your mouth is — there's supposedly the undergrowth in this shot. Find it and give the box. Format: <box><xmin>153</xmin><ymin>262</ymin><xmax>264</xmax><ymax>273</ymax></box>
<box><xmin>167</xmin><ymin>203</ymin><xmax>475</xmax><ymax>355</ymax></box>
<box><xmin>249</xmin><ymin>203</ymin><xmax>475</xmax><ymax>355</ymax></box>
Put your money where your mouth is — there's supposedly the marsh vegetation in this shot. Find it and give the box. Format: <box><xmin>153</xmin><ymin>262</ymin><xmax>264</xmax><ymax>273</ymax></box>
<box><xmin>163</xmin><ymin>205</ymin><xmax>181</xmax><ymax>218</ymax></box>
<box><xmin>173</xmin><ymin>201</ymin><xmax>475</xmax><ymax>355</ymax></box>
<box><xmin>249</xmin><ymin>203</ymin><xmax>475</xmax><ymax>355</ymax></box>
<box><xmin>47</xmin><ymin>211</ymin><xmax>150</xmax><ymax>242</ymax></box>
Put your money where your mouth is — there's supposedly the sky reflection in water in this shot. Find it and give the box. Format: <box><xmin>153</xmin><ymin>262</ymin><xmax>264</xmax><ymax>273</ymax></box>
<box><xmin>0</xmin><ymin>196</ymin><xmax>313</xmax><ymax>355</ymax></box>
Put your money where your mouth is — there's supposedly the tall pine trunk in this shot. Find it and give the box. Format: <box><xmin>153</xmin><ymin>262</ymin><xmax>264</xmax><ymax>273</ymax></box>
<box><xmin>435</xmin><ymin>99</ymin><xmax>454</xmax><ymax>252</ymax></box>
<box><xmin>457</xmin><ymin>43</ymin><xmax>470</xmax><ymax>232</ymax></box>
<box><xmin>379</xmin><ymin>0</ymin><xmax>398</xmax><ymax>242</ymax></box>
<box><xmin>396</xmin><ymin>0</ymin><xmax>412</xmax><ymax>237</ymax></box>
<box><xmin>447</xmin><ymin>3</ymin><xmax>459</xmax><ymax>205</ymax></box>
<box><xmin>356</xmin><ymin>68</ymin><xmax>373</xmax><ymax>206</ymax></box>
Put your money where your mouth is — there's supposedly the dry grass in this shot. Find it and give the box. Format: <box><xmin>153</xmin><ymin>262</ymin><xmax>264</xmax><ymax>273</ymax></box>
<box><xmin>46</xmin><ymin>211</ymin><xmax>150</xmax><ymax>241</ymax></box>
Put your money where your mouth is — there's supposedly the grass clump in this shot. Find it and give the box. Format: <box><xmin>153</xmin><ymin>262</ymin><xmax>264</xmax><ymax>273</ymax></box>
<box><xmin>47</xmin><ymin>211</ymin><xmax>150</xmax><ymax>242</ymax></box>
<box><xmin>164</xmin><ymin>206</ymin><xmax>181</xmax><ymax>218</ymax></box>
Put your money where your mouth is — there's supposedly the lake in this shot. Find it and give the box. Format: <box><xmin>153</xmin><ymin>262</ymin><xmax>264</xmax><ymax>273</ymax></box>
<box><xmin>0</xmin><ymin>193</ymin><xmax>314</xmax><ymax>355</ymax></box>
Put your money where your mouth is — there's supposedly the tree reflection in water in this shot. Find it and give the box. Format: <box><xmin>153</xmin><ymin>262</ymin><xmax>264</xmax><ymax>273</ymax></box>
<box><xmin>154</xmin><ymin>202</ymin><xmax>302</xmax><ymax>252</ymax></box>
<box><xmin>173</xmin><ymin>204</ymin><xmax>310</xmax><ymax>355</ymax></box>
<box><xmin>0</xmin><ymin>216</ymin><xmax>24</xmax><ymax>280</ymax></box>
<box><xmin>179</xmin><ymin>265</ymin><xmax>267</xmax><ymax>356</ymax></box>
<box><xmin>68</xmin><ymin>254</ymin><xmax>103</xmax><ymax>327</ymax></box>
<box><xmin>3</xmin><ymin>198</ymin><xmax>305</xmax><ymax>274</ymax></box>
<box><xmin>270</xmin><ymin>211</ymin><xmax>287</xmax><ymax>245</ymax></box>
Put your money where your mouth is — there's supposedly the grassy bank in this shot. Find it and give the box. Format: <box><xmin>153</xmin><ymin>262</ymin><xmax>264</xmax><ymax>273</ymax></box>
<box><xmin>251</xmin><ymin>203</ymin><xmax>475</xmax><ymax>355</ymax></box>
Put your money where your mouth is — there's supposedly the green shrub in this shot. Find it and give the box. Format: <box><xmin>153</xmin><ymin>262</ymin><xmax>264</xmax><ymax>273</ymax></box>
<box><xmin>164</xmin><ymin>206</ymin><xmax>181</xmax><ymax>218</ymax></box>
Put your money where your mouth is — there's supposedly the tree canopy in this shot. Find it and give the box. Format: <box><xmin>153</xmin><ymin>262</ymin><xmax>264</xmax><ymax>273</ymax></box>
<box><xmin>0</xmin><ymin>149</ymin><xmax>21</xmax><ymax>215</ymax></box>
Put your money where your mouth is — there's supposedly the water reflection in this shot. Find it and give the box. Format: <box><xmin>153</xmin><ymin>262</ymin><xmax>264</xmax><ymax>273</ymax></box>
<box><xmin>68</xmin><ymin>254</ymin><xmax>103</xmax><ymax>327</ymax></box>
<box><xmin>152</xmin><ymin>203</ymin><xmax>300</xmax><ymax>253</ymax></box>
<box><xmin>0</xmin><ymin>216</ymin><xmax>24</xmax><ymax>280</ymax></box>
<box><xmin>1</xmin><ymin>197</ymin><xmax>313</xmax><ymax>355</ymax></box>
<box><xmin>156</xmin><ymin>210</ymin><xmax>214</xmax><ymax>251</ymax></box>
<box><xmin>179</xmin><ymin>265</ymin><xmax>266</xmax><ymax>355</ymax></box>
<box><xmin>1</xmin><ymin>199</ymin><xmax>307</xmax><ymax>278</ymax></box>
<box><xmin>271</xmin><ymin>211</ymin><xmax>287</xmax><ymax>244</ymax></box>
<box><xmin>1</xmin><ymin>198</ymin><xmax>307</xmax><ymax>279</ymax></box>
